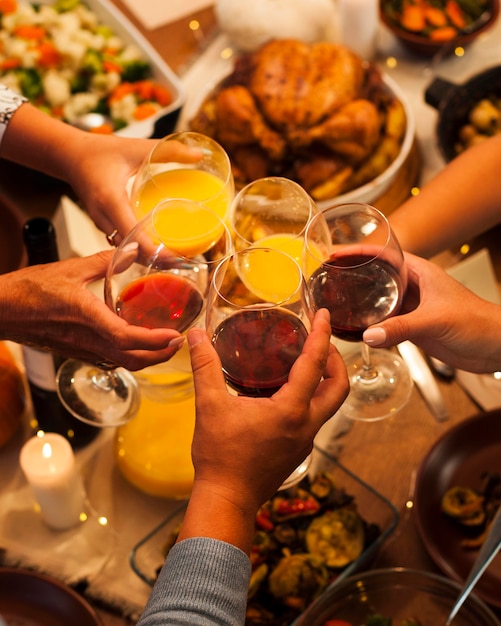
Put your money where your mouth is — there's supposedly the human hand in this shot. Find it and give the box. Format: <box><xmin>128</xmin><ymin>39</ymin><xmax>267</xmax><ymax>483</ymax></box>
<box><xmin>0</xmin><ymin>251</ymin><xmax>184</xmax><ymax>369</ymax></box>
<box><xmin>363</xmin><ymin>252</ymin><xmax>501</xmax><ymax>374</ymax></box>
<box><xmin>177</xmin><ymin>309</ymin><xmax>349</xmax><ymax>551</ymax></box>
<box><xmin>66</xmin><ymin>134</ymin><xmax>204</xmax><ymax>244</ymax></box>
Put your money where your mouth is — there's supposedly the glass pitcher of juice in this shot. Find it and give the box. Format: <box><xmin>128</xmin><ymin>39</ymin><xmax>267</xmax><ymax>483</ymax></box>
<box><xmin>114</xmin><ymin>344</ymin><xmax>195</xmax><ymax>499</ymax></box>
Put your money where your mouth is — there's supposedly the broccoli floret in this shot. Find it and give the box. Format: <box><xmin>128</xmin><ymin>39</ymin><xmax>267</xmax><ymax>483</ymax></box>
<box><xmin>122</xmin><ymin>60</ymin><xmax>150</xmax><ymax>83</ymax></box>
<box><xmin>54</xmin><ymin>0</ymin><xmax>81</xmax><ymax>13</ymax></box>
<box><xmin>81</xmin><ymin>49</ymin><xmax>103</xmax><ymax>75</ymax></box>
<box><xmin>16</xmin><ymin>68</ymin><xmax>43</xmax><ymax>100</ymax></box>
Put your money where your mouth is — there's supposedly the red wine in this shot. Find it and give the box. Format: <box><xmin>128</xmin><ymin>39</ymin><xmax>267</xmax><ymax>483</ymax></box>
<box><xmin>116</xmin><ymin>273</ymin><xmax>203</xmax><ymax>333</ymax></box>
<box><xmin>308</xmin><ymin>252</ymin><xmax>404</xmax><ymax>342</ymax></box>
<box><xmin>212</xmin><ymin>307</ymin><xmax>308</xmax><ymax>397</ymax></box>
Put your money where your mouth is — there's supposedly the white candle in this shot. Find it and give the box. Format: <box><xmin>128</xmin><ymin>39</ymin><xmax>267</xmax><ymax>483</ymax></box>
<box><xmin>337</xmin><ymin>0</ymin><xmax>378</xmax><ymax>60</ymax></box>
<box><xmin>19</xmin><ymin>433</ymin><xmax>86</xmax><ymax>531</ymax></box>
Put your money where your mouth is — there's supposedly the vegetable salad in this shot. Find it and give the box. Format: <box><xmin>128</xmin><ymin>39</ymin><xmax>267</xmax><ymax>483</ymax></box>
<box><xmin>0</xmin><ymin>0</ymin><xmax>173</xmax><ymax>132</ymax></box>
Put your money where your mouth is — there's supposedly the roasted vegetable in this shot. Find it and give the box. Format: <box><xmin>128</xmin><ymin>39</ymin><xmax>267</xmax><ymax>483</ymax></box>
<box><xmin>268</xmin><ymin>553</ymin><xmax>328</xmax><ymax>608</ymax></box>
<box><xmin>306</xmin><ymin>509</ymin><xmax>365</xmax><ymax>568</ymax></box>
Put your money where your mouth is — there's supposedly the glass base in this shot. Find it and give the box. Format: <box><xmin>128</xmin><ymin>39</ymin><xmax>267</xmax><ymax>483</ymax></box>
<box><xmin>341</xmin><ymin>349</ymin><xmax>413</xmax><ymax>422</ymax></box>
<box><xmin>57</xmin><ymin>359</ymin><xmax>140</xmax><ymax>427</ymax></box>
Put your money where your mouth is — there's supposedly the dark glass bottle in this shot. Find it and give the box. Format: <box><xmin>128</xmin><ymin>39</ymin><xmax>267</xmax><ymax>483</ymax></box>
<box><xmin>21</xmin><ymin>217</ymin><xmax>98</xmax><ymax>449</ymax></box>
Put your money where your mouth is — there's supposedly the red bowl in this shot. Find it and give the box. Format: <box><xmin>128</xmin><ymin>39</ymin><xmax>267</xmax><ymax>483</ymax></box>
<box><xmin>379</xmin><ymin>0</ymin><xmax>499</xmax><ymax>57</ymax></box>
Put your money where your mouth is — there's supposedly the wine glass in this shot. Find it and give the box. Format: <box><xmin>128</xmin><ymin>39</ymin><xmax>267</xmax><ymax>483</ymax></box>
<box><xmin>206</xmin><ymin>247</ymin><xmax>312</xmax><ymax>487</ymax></box>
<box><xmin>304</xmin><ymin>202</ymin><xmax>413</xmax><ymax>422</ymax></box>
<box><xmin>56</xmin><ymin>198</ymin><xmax>232</xmax><ymax>428</ymax></box>
<box><xmin>230</xmin><ymin>176</ymin><xmax>318</xmax><ymax>268</ymax></box>
<box><xmin>130</xmin><ymin>130</ymin><xmax>235</xmax><ymax>222</ymax></box>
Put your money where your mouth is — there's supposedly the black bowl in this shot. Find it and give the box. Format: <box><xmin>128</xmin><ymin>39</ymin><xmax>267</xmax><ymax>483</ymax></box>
<box><xmin>425</xmin><ymin>64</ymin><xmax>501</xmax><ymax>162</ymax></box>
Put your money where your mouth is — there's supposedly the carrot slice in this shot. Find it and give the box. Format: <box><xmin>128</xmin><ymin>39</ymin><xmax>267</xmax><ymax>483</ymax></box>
<box><xmin>401</xmin><ymin>5</ymin><xmax>426</xmax><ymax>32</ymax></box>
<box><xmin>429</xmin><ymin>25</ymin><xmax>458</xmax><ymax>40</ymax></box>
<box><xmin>0</xmin><ymin>0</ymin><xmax>18</xmax><ymax>14</ymax></box>
<box><xmin>445</xmin><ymin>0</ymin><xmax>467</xmax><ymax>29</ymax></box>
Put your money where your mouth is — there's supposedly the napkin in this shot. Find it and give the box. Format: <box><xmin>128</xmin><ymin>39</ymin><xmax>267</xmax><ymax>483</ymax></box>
<box><xmin>446</xmin><ymin>249</ymin><xmax>501</xmax><ymax>411</ymax></box>
<box><xmin>119</xmin><ymin>0</ymin><xmax>214</xmax><ymax>31</ymax></box>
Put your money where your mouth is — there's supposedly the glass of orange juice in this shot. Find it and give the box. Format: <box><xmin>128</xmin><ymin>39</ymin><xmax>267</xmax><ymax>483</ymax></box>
<box><xmin>229</xmin><ymin>176</ymin><xmax>321</xmax><ymax>277</ymax></box>
<box><xmin>131</xmin><ymin>131</ymin><xmax>235</xmax><ymax>222</ymax></box>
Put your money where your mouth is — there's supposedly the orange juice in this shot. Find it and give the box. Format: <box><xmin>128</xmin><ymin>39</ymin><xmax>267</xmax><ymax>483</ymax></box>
<box><xmin>134</xmin><ymin>169</ymin><xmax>230</xmax><ymax>220</ymax></box>
<box><xmin>114</xmin><ymin>350</ymin><xmax>195</xmax><ymax>499</ymax></box>
<box><xmin>152</xmin><ymin>198</ymin><xmax>226</xmax><ymax>256</ymax></box>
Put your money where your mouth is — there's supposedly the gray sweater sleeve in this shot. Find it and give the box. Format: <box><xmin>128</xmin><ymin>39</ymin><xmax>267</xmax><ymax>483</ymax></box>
<box><xmin>137</xmin><ymin>537</ymin><xmax>252</xmax><ymax>626</ymax></box>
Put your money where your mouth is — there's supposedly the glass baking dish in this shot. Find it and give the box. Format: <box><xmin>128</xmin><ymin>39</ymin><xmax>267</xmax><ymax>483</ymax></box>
<box><xmin>129</xmin><ymin>445</ymin><xmax>399</xmax><ymax>623</ymax></box>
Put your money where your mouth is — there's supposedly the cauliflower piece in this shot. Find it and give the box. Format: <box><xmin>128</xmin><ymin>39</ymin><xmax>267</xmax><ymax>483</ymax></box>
<box><xmin>50</xmin><ymin>33</ymin><xmax>87</xmax><ymax>65</ymax></box>
<box><xmin>2</xmin><ymin>4</ymin><xmax>38</xmax><ymax>31</ymax></box>
<box><xmin>110</xmin><ymin>92</ymin><xmax>137</xmax><ymax>124</ymax></box>
<box><xmin>119</xmin><ymin>44</ymin><xmax>144</xmax><ymax>63</ymax></box>
<box><xmin>62</xmin><ymin>91</ymin><xmax>100</xmax><ymax>122</ymax></box>
<box><xmin>91</xmin><ymin>71</ymin><xmax>121</xmax><ymax>97</ymax></box>
<box><xmin>75</xmin><ymin>5</ymin><xmax>99</xmax><ymax>30</ymax></box>
<box><xmin>42</xmin><ymin>69</ymin><xmax>71</xmax><ymax>108</ymax></box>
<box><xmin>73</xmin><ymin>29</ymin><xmax>106</xmax><ymax>51</ymax></box>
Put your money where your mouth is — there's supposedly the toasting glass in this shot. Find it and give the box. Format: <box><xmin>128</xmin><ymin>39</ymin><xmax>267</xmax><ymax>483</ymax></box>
<box><xmin>304</xmin><ymin>202</ymin><xmax>413</xmax><ymax>422</ymax></box>
<box><xmin>56</xmin><ymin>199</ymin><xmax>232</xmax><ymax>428</ymax></box>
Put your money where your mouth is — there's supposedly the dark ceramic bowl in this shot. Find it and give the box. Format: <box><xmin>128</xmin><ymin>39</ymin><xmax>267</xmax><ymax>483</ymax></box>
<box><xmin>425</xmin><ymin>64</ymin><xmax>501</xmax><ymax>162</ymax></box>
<box><xmin>380</xmin><ymin>0</ymin><xmax>499</xmax><ymax>57</ymax></box>
<box><xmin>0</xmin><ymin>567</ymin><xmax>102</xmax><ymax>626</ymax></box>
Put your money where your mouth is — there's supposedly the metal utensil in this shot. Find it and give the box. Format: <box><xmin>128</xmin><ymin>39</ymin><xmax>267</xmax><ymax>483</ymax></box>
<box><xmin>445</xmin><ymin>505</ymin><xmax>501</xmax><ymax>625</ymax></box>
<box><xmin>71</xmin><ymin>112</ymin><xmax>114</xmax><ymax>132</ymax></box>
<box><xmin>397</xmin><ymin>341</ymin><xmax>449</xmax><ymax>422</ymax></box>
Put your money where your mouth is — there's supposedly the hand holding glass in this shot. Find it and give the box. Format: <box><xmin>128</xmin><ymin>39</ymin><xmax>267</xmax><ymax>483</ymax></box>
<box><xmin>304</xmin><ymin>202</ymin><xmax>413</xmax><ymax>421</ymax></box>
<box><xmin>56</xmin><ymin>199</ymin><xmax>231</xmax><ymax>428</ymax></box>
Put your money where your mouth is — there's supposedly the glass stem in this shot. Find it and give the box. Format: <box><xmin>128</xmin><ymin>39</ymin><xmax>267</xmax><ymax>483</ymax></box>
<box><xmin>359</xmin><ymin>342</ymin><xmax>379</xmax><ymax>383</ymax></box>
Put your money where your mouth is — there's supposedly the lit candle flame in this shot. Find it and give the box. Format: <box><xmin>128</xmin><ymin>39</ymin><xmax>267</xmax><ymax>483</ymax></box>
<box><xmin>42</xmin><ymin>443</ymin><xmax>53</xmax><ymax>459</ymax></box>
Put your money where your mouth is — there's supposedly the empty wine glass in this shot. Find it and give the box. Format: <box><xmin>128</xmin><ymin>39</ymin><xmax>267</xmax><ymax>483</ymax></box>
<box><xmin>206</xmin><ymin>247</ymin><xmax>312</xmax><ymax>487</ymax></box>
<box><xmin>230</xmin><ymin>176</ymin><xmax>318</xmax><ymax>268</ymax></box>
<box><xmin>304</xmin><ymin>202</ymin><xmax>413</xmax><ymax>422</ymax></box>
<box><xmin>56</xmin><ymin>198</ymin><xmax>232</xmax><ymax>428</ymax></box>
<box><xmin>130</xmin><ymin>130</ymin><xmax>235</xmax><ymax>222</ymax></box>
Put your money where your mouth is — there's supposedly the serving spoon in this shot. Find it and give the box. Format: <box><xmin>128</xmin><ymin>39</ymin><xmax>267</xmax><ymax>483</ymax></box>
<box><xmin>445</xmin><ymin>505</ymin><xmax>501</xmax><ymax>625</ymax></box>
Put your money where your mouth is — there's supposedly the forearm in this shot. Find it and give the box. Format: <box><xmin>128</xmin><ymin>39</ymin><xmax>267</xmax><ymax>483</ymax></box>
<box><xmin>138</xmin><ymin>538</ymin><xmax>251</xmax><ymax>626</ymax></box>
<box><xmin>389</xmin><ymin>134</ymin><xmax>501</xmax><ymax>258</ymax></box>
<box><xmin>0</xmin><ymin>102</ymin><xmax>95</xmax><ymax>183</ymax></box>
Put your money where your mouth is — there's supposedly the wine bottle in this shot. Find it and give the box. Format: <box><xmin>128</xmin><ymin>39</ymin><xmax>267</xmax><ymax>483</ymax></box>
<box><xmin>21</xmin><ymin>217</ymin><xmax>98</xmax><ymax>449</ymax></box>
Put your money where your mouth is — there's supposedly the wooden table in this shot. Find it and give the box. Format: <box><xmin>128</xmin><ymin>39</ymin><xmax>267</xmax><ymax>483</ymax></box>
<box><xmin>1</xmin><ymin>4</ymin><xmax>500</xmax><ymax>624</ymax></box>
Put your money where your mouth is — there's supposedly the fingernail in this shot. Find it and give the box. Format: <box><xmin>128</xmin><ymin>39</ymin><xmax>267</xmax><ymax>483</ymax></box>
<box><xmin>363</xmin><ymin>327</ymin><xmax>387</xmax><ymax>346</ymax></box>
<box><xmin>168</xmin><ymin>336</ymin><xmax>185</xmax><ymax>349</ymax></box>
<box><xmin>187</xmin><ymin>328</ymin><xmax>205</xmax><ymax>349</ymax></box>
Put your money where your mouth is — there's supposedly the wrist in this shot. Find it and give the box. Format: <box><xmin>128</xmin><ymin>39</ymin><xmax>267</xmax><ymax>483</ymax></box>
<box><xmin>177</xmin><ymin>480</ymin><xmax>260</xmax><ymax>554</ymax></box>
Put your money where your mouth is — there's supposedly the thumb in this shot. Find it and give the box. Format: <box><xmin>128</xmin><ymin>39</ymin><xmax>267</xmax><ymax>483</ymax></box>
<box><xmin>187</xmin><ymin>328</ymin><xmax>227</xmax><ymax>393</ymax></box>
<box><xmin>363</xmin><ymin>314</ymin><xmax>415</xmax><ymax>348</ymax></box>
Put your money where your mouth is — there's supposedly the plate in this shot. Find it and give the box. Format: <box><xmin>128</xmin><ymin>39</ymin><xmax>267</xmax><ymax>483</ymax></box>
<box><xmin>414</xmin><ymin>410</ymin><xmax>501</xmax><ymax>608</ymax></box>
<box><xmin>0</xmin><ymin>567</ymin><xmax>102</xmax><ymax>626</ymax></box>
<box><xmin>0</xmin><ymin>194</ymin><xmax>25</xmax><ymax>275</ymax></box>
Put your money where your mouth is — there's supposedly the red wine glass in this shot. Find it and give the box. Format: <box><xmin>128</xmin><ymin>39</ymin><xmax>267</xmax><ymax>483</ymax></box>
<box><xmin>206</xmin><ymin>247</ymin><xmax>312</xmax><ymax>487</ymax></box>
<box><xmin>56</xmin><ymin>198</ymin><xmax>232</xmax><ymax>428</ymax></box>
<box><xmin>304</xmin><ymin>202</ymin><xmax>413</xmax><ymax>421</ymax></box>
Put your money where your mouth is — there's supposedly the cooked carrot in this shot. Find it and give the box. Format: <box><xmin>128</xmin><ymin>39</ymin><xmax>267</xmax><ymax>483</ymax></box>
<box><xmin>429</xmin><ymin>25</ymin><xmax>458</xmax><ymax>40</ymax></box>
<box><xmin>0</xmin><ymin>57</ymin><xmax>21</xmax><ymax>70</ymax></box>
<box><xmin>133</xmin><ymin>79</ymin><xmax>156</xmax><ymax>101</ymax></box>
<box><xmin>90</xmin><ymin>123</ymin><xmax>114</xmax><ymax>134</ymax></box>
<box><xmin>13</xmin><ymin>24</ymin><xmax>46</xmax><ymax>40</ymax></box>
<box><xmin>151</xmin><ymin>84</ymin><xmax>173</xmax><ymax>107</ymax></box>
<box><xmin>424</xmin><ymin>6</ymin><xmax>448</xmax><ymax>27</ymax></box>
<box><xmin>401</xmin><ymin>5</ymin><xmax>426</xmax><ymax>32</ymax></box>
<box><xmin>0</xmin><ymin>0</ymin><xmax>17</xmax><ymax>14</ymax></box>
<box><xmin>103</xmin><ymin>59</ymin><xmax>122</xmax><ymax>74</ymax></box>
<box><xmin>36</xmin><ymin>41</ymin><xmax>61</xmax><ymax>68</ymax></box>
<box><xmin>134</xmin><ymin>102</ymin><xmax>158</xmax><ymax>120</ymax></box>
<box><xmin>108</xmin><ymin>82</ymin><xmax>135</xmax><ymax>103</ymax></box>
<box><xmin>445</xmin><ymin>0</ymin><xmax>467</xmax><ymax>29</ymax></box>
